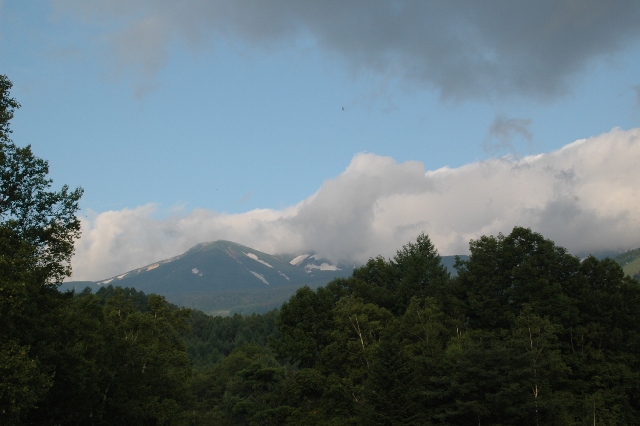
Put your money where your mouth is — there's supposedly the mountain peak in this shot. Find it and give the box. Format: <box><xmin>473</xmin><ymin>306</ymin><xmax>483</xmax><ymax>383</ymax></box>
<box><xmin>63</xmin><ymin>240</ymin><xmax>353</xmax><ymax>315</ymax></box>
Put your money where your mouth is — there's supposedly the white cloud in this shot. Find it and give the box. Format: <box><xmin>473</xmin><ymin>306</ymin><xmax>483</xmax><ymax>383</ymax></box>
<box><xmin>71</xmin><ymin>128</ymin><xmax>640</xmax><ymax>281</ymax></box>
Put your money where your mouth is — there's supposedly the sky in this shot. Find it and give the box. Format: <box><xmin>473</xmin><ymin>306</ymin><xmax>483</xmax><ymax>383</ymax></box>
<box><xmin>2</xmin><ymin>1</ymin><xmax>640</xmax><ymax>281</ymax></box>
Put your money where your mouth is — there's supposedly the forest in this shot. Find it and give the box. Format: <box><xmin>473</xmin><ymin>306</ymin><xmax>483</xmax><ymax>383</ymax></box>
<box><xmin>3</xmin><ymin>74</ymin><xmax>640</xmax><ymax>425</ymax></box>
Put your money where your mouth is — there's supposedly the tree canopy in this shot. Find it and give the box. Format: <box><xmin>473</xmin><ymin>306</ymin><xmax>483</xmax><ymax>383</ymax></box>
<box><xmin>267</xmin><ymin>228</ymin><xmax>640</xmax><ymax>425</ymax></box>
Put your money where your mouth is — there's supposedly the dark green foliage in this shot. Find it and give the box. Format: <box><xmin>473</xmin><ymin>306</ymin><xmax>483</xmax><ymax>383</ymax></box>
<box><xmin>184</xmin><ymin>308</ymin><xmax>280</xmax><ymax>370</ymax></box>
<box><xmin>261</xmin><ymin>228</ymin><xmax>640</xmax><ymax>425</ymax></box>
<box><xmin>0</xmin><ymin>77</ymin><xmax>82</xmax><ymax>284</ymax></box>
<box><xmin>0</xmin><ymin>75</ymin><xmax>20</xmax><ymax>141</ymax></box>
<box><xmin>0</xmin><ymin>75</ymin><xmax>85</xmax><ymax>425</ymax></box>
<box><xmin>393</xmin><ymin>233</ymin><xmax>451</xmax><ymax>310</ymax></box>
<box><xmin>222</xmin><ymin>352</ymin><xmax>286</xmax><ymax>424</ymax></box>
<box><xmin>274</xmin><ymin>285</ymin><xmax>336</xmax><ymax>368</ymax></box>
<box><xmin>324</xmin><ymin>233</ymin><xmax>450</xmax><ymax>315</ymax></box>
<box><xmin>364</xmin><ymin>297</ymin><xmax>450</xmax><ymax>425</ymax></box>
<box><xmin>10</xmin><ymin>288</ymin><xmax>194</xmax><ymax>425</ymax></box>
<box><xmin>455</xmin><ymin>227</ymin><xmax>582</xmax><ymax>330</ymax></box>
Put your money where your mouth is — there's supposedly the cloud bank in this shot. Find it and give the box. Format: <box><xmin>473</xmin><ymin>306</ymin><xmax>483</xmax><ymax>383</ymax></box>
<box><xmin>72</xmin><ymin>127</ymin><xmax>640</xmax><ymax>281</ymax></box>
<box><xmin>53</xmin><ymin>0</ymin><xmax>640</xmax><ymax>101</ymax></box>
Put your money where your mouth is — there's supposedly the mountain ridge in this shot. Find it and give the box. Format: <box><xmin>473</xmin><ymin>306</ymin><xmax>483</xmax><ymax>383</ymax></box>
<box><xmin>62</xmin><ymin>240</ymin><xmax>355</xmax><ymax>314</ymax></box>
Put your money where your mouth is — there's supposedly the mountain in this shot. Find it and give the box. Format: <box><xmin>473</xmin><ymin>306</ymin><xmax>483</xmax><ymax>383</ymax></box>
<box><xmin>613</xmin><ymin>247</ymin><xmax>640</xmax><ymax>279</ymax></box>
<box><xmin>62</xmin><ymin>240</ymin><xmax>354</xmax><ymax>315</ymax></box>
<box><xmin>62</xmin><ymin>240</ymin><xmax>467</xmax><ymax>315</ymax></box>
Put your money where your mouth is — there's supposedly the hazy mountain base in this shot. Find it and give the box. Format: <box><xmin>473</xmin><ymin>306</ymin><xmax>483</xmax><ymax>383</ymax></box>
<box><xmin>60</xmin><ymin>281</ymin><xmax>322</xmax><ymax>315</ymax></box>
<box><xmin>614</xmin><ymin>247</ymin><xmax>640</xmax><ymax>279</ymax></box>
<box><xmin>165</xmin><ymin>285</ymin><xmax>323</xmax><ymax>316</ymax></box>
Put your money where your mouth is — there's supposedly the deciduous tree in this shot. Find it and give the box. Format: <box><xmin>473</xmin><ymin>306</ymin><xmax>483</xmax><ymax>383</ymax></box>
<box><xmin>0</xmin><ymin>74</ymin><xmax>83</xmax><ymax>424</ymax></box>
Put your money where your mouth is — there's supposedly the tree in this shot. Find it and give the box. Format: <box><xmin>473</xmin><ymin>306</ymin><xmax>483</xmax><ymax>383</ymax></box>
<box><xmin>94</xmin><ymin>290</ymin><xmax>193</xmax><ymax>425</ymax></box>
<box><xmin>275</xmin><ymin>286</ymin><xmax>336</xmax><ymax>368</ymax></box>
<box><xmin>221</xmin><ymin>352</ymin><xmax>287</xmax><ymax>425</ymax></box>
<box><xmin>321</xmin><ymin>297</ymin><xmax>394</xmax><ymax>381</ymax></box>
<box><xmin>0</xmin><ymin>75</ymin><xmax>20</xmax><ymax>142</ymax></box>
<box><xmin>455</xmin><ymin>226</ymin><xmax>581</xmax><ymax>330</ymax></box>
<box><xmin>453</xmin><ymin>227</ymin><xmax>640</xmax><ymax>423</ymax></box>
<box><xmin>0</xmin><ymin>75</ymin><xmax>83</xmax><ymax>285</ymax></box>
<box><xmin>338</xmin><ymin>233</ymin><xmax>450</xmax><ymax>315</ymax></box>
<box><xmin>392</xmin><ymin>233</ymin><xmax>451</xmax><ymax>312</ymax></box>
<box><xmin>365</xmin><ymin>297</ymin><xmax>451</xmax><ymax>425</ymax></box>
<box><xmin>0</xmin><ymin>75</ymin><xmax>83</xmax><ymax>424</ymax></box>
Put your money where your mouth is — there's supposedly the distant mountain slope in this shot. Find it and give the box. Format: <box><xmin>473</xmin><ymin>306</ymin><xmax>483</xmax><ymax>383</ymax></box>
<box><xmin>614</xmin><ymin>247</ymin><xmax>640</xmax><ymax>279</ymax></box>
<box><xmin>97</xmin><ymin>240</ymin><xmax>349</xmax><ymax>293</ymax></box>
<box><xmin>62</xmin><ymin>241</ymin><xmax>353</xmax><ymax>314</ymax></box>
<box><xmin>62</xmin><ymin>240</ymin><xmax>467</xmax><ymax>315</ymax></box>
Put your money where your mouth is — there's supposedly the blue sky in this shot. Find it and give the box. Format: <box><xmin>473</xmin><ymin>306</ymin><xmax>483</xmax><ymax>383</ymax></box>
<box><xmin>2</xmin><ymin>1</ymin><xmax>640</xmax><ymax>280</ymax></box>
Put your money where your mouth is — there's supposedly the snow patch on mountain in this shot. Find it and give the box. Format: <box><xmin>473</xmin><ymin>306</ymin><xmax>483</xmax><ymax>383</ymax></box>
<box><xmin>244</xmin><ymin>252</ymin><xmax>273</xmax><ymax>268</ymax></box>
<box><xmin>278</xmin><ymin>271</ymin><xmax>290</xmax><ymax>281</ymax></box>
<box><xmin>250</xmin><ymin>271</ymin><xmax>269</xmax><ymax>285</ymax></box>
<box><xmin>305</xmin><ymin>262</ymin><xmax>341</xmax><ymax>272</ymax></box>
<box><xmin>290</xmin><ymin>254</ymin><xmax>310</xmax><ymax>266</ymax></box>
<box><xmin>192</xmin><ymin>268</ymin><xmax>203</xmax><ymax>276</ymax></box>
<box><xmin>147</xmin><ymin>263</ymin><xmax>159</xmax><ymax>271</ymax></box>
